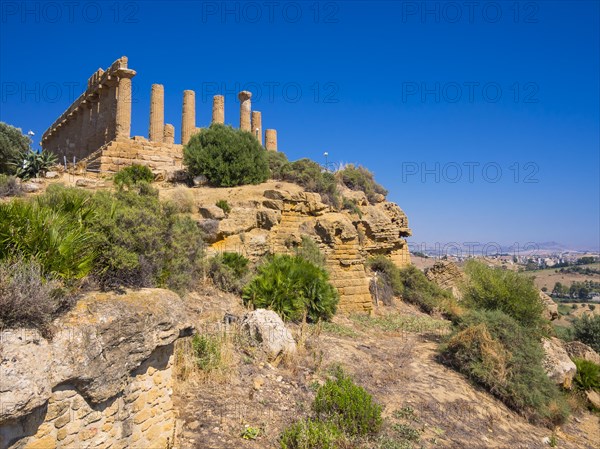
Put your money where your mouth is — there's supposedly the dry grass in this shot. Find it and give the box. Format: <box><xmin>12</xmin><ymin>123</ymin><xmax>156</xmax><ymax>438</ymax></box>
<box><xmin>166</xmin><ymin>186</ymin><xmax>195</xmax><ymax>213</ymax></box>
<box><xmin>446</xmin><ymin>324</ymin><xmax>510</xmax><ymax>384</ymax></box>
<box><xmin>174</xmin><ymin>325</ymin><xmax>238</xmax><ymax>387</ymax></box>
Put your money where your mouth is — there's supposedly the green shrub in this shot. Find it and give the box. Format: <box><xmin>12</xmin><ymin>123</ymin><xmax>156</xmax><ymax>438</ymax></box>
<box><xmin>280</xmin><ymin>419</ymin><xmax>343</xmax><ymax>449</ymax></box>
<box><xmin>441</xmin><ymin>309</ymin><xmax>569</xmax><ymax>426</ymax></box>
<box><xmin>267</xmin><ymin>150</ymin><xmax>289</xmax><ymax>180</ymax></box>
<box><xmin>113</xmin><ymin>164</ymin><xmax>154</xmax><ymax>188</ymax></box>
<box><xmin>337</xmin><ymin>164</ymin><xmax>387</xmax><ymax>204</ymax></box>
<box><xmin>89</xmin><ymin>190</ymin><xmax>204</xmax><ymax>291</ymax></box>
<box><xmin>368</xmin><ymin>258</ymin><xmax>460</xmax><ymax>319</ymax></box>
<box><xmin>0</xmin><ymin>174</ymin><xmax>21</xmax><ymax>197</ymax></box>
<box><xmin>313</xmin><ymin>368</ymin><xmax>383</xmax><ymax>436</ymax></box>
<box><xmin>184</xmin><ymin>124</ymin><xmax>269</xmax><ymax>187</ymax></box>
<box><xmin>294</xmin><ymin>236</ymin><xmax>326</xmax><ymax>268</ymax></box>
<box><xmin>342</xmin><ymin>198</ymin><xmax>362</xmax><ymax>217</ymax></box>
<box><xmin>553</xmin><ymin>324</ymin><xmax>575</xmax><ymax>342</ymax></box>
<box><xmin>462</xmin><ymin>260</ymin><xmax>546</xmax><ymax>333</ymax></box>
<box><xmin>0</xmin><ymin>197</ymin><xmax>96</xmax><ymax>279</ymax></box>
<box><xmin>208</xmin><ymin>252</ymin><xmax>251</xmax><ymax>293</ymax></box>
<box><xmin>215</xmin><ymin>199</ymin><xmax>231</xmax><ymax>214</ymax></box>
<box><xmin>243</xmin><ymin>254</ymin><xmax>338</xmax><ymax>322</ymax></box>
<box><xmin>573</xmin><ymin>315</ymin><xmax>600</xmax><ymax>353</ymax></box>
<box><xmin>573</xmin><ymin>358</ymin><xmax>600</xmax><ymax>392</ymax></box>
<box><xmin>191</xmin><ymin>334</ymin><xmax>222</xmax><ymax>371</ymax></box>
<box><xmin>0</xmin><ymin>122</ymin><xmax>31</xmax><ymax>175</ymax></box>
<box><xmin>282</xmin><ymin>158</ymin><xmax>340</xmax><ymax>207</ymax></box>
<box><xmin>14</xmin><ymin>149</ymin><xmax>57</xmax><ymax>180</ymax></box>
<box><xmin>0</xmin><ymin>258</ymin><xmax>70</xmax><ymax>330</ymax></box>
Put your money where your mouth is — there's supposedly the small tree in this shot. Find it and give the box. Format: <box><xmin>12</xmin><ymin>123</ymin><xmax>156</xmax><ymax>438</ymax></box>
<box><xmin>183</xmin><ymin>124</ymin><xmax>269</xmax><ymax>187</ymax></box>
<box><xmin>0</xmin><ymin>122</ymin><xmax>31</xmax><ymax>175</ymax></box>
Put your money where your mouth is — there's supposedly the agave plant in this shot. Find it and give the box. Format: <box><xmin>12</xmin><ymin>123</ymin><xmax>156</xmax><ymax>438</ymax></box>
<box><xmin>13</xmin><ymin>149</ymin><xmax>58</xmax><ymax>180</ymax></box>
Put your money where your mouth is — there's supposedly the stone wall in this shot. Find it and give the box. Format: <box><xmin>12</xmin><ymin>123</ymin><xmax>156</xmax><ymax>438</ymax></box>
<box><xmin>41</xmin><ymin>57</ymin><xmax>135</xmax><ymax>161</ymax></box>
<box><xmin>0</xmin><ymin>289</ymin><xmax>192</xmax><ymax>449</ymax></box>
<box><xmin>94</xmin><ymin>137</ymin><xmax>184</xmax><ymax>175</ymax></box>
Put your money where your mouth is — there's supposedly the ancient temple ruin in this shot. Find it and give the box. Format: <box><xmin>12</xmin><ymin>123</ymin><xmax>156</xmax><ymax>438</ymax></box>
<box><xmin>41</xmin><ymin>56</ymin><xmax>278</xmax><ymax>174</ymax></box>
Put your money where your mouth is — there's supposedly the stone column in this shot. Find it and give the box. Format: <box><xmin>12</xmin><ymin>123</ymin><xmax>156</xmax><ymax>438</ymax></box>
<box><xmin>265</xmin><ymin>129</ymin><xmax>277</xmax><ymax>151</ymax></box>
<box><xmin>238</xmin><ymin>91</ymin><xmax>252</xmax><ymax>132</ymax></box>
<box><xmin>212</xmin><ymin>95</ymin><xmax>224</xmax><ymax>124</ymax></box>
<box><xmin>115</xmin><ymin>76</ymin><xmax>133</xmax><ymax>140</ymax></box>
<box><xmin>149</xmin><ymin>84</ymin><xmax>165</xmax><ymax>142</ymax></box>
<box><xmin>181</xmin><ymin>90</ymin><xmax>196</xmax><ymax>145</ymax></box>
<box><xmin>251</xmin><ymin>111</ymin><xmax>262</xmax><ymax>145</ymax></box>
<box><xmin>163</xmin><ymin>124</ymin><xmax>175</xmax><ymax>145</ymax></box>
<box><xmin>80</xmin><ymin>101</ymin><xmax>92</xmax><ymax>155</ymax></box>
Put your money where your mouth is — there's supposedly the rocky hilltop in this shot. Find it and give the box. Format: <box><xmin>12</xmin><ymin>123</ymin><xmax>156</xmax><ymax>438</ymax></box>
<box><xmin>162</xmin><ymin>180</ymin><xmax>411</xmax><ymax>313</ymax></box>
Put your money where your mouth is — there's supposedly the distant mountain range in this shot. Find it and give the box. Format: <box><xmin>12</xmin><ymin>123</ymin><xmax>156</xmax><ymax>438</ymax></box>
<box><xmin>411</xmin><ymin>241</ymin><xmax>599</xmax><ymax>257</ymax></box>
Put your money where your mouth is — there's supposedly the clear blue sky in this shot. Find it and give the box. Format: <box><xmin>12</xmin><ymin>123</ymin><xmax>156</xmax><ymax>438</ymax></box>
<box><xmin>1</xmin><ymin>1</ymin><xmax>598</xmax><ymax>251</ymax></box>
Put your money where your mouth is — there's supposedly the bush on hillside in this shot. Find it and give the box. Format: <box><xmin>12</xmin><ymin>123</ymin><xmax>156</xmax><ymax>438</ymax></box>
<box><xmin>242</xmin><ymin>254</ymin><xmax>338</xmax><ymax>322</ymax></box>
<box><xmin>337</xmin><ymin>164</ymin><xmax>387</xmax><ymax>204</ymax></box>
<box><xmin>0</xmin><ymin>122</ymin><xmax>31</xmax><ymax>175</ymax></box>
<box><xmin>113</xmin><ymin>164</ymin><xmax>154</xmax><ymax>188</ymax></box>
<box><xmin>266</xmin><ymin>150</ymin><xmax>289</xmax><ymax>180</ymax></box>
<box><xmin>280</xmin><ymin>418</ymin><xmax>344</xmax><ymax>449</ymax></box>
<box><xmin>0</xmin><ymin>174</ymin><xmax>22</xmax><ymax>197</ymax></box>
<box><xmin>0</xmin><ymin>195</ymin><xmax>96</xmax><ymax>279</ymax></box>
<box><xmin>0</xmin><ymin>258</ymin><xmax>70</xmax><ymax>330</ymax></box>
<box><xmin>215</xmin><ymin>199</ymin><xmax>231</xmax><ymax>214</ymax></box>
<box><xmin>573</xmin><ymin>358</ymin><xmax>600</xmax><ymax>392</ymax></box>
<box><xmin>441</xmin><ymin>309</ymin><xmax>569</xmax><ymax>426</ymax></box>
<box><xmin>282</xmin><ymin>158</ymin><xmax>340</xmax><ymax>207</ymax></box>
<box><xmin>208</xmin><ymin>252</ymin><xmax>251</xmax><ymax>294</ymax></box>
<box><xmin>294</xmin><ymin>236</ymin><xmax>327</xmax><ymax>268</ymax></box>
<box><xmin>462</xmin><ymin>260</ymin><xmax>546</xmax><ymax>333</ymax></box>
<box><xmin>183</xmin><ymin>124</ymin><xmax>269</xmax><ymax>187</ymax></box>
<box><xmin>367</xmin><ymin>258</ymin><xmax>460</xmax><ymax>318</ymax></box>
<box><xmin>573</xmin><ymin>315</ymin><xmax>600</xmax><ymax>353</ymax></box>
<box><xmin>313</xmin><ymin>367</ymin><xmax>383</xmax><ymax>436</ymax></box>
<box><xmin>89</xmin><ymin>189</ymin><xmax>204</xmax><ymax>291</ymax></box>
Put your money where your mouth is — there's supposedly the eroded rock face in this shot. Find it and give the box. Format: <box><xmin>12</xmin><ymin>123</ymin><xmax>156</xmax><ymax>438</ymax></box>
<box><xmin>207</xmin><ymin>186</ymin><xmax>412</xmax><ymax>313</ymax></box>
<box><xmin>541</xmin><ymin>337</ymin><xmax>577</xmax><ymax>389</ymax></box>
<box><xmin>0</xmin><ymin>289</ymin><xmax>192</xmax><ymax>424</ymax></box>
<box><xmin>425</xmin><ymin>260</ymin><xmax>464</xmax><ymax>300</ymax></box>
<box><xmin>539</xmin><ymin>291</ymin><xmax>559</xmax><ymax>321</ymax></box>
<box><xmin>564</xmin><ymin>341</ymin><xmax>600</xmax><ymax>365</ymax></box>
<box><xmin>241</xmin><ymin>309</ymin><xmax>296</xmax><ymax>359</ymax></box>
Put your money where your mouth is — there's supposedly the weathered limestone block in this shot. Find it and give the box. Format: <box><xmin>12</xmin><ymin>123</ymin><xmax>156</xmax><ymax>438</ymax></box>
<box><xmin>238</xmin><ymin>91</ymin><xmax>252</xmax><ymax>132</ymax></box>
<box><xmin>181</xmin><ymin>90</ymin><xmax>196</xmax><ymax>145</ymax></box>
<box><xmin>163</xmin><ymin>123</ymin><xmax>175</xmax><ymax>145</ymax></box>
<box><xmin>257</xmin><ymin>209</ymin><xmax>281</xmax><ymax>230</ymax></box>
<box><xmin>540</xmin><ymin>291</ymin><xmax>559</xmax><ymax>321</ymax></box>
<box><xmin>217</xmin><ymin>207</ymin><xmax>257</xmax><ymax>237</ymax></box>
<box><xmin>315</xmin><ymin>214</ymin><xmax>358</xmax><ymax>244</ymax></box>
<box><xmin>564</xmin><ymin>341</ymin><xmax>600</xmax><ymax>365</ymax></box>
<box><xmin>241</xmin><ymin>309</ymin><xmax>296</xmax><ymax>359</ymax></box>
<box><xmin>265</xmin><ymin>129</ymin><xmax>277</xmax><ymax>151</ymax></box>
<box><xmin>212</xmin><ymin>95</ymin><xmax>224</xmax><ymax>124</ymax></box>
<box><xmin>0</xmin><ymin>289</ymin><xmax>191</xmax><ymax>424</ymax></box>
<box><xmin>149</xmin><ymin>84</ymin><xmax>164</xmax><ymax>142</ymax></box>
<box><xmin>251</xmin><ymin>111</ymin><xmax>262</xmax><ymax>144</ymax></box>
<box><xmin>199</xmin><ymin>205</ymin><xmax>226</xmax><ymax>220</ymax></box>
<box><xmin>425</xmin><ymin>260</ymin><xmax>464</xmax><ymax>300</ymax></box>
<box><xmin>542</xmin><ymin>337</ymin><xmax>577</xmax><ymax>389</ymax></box>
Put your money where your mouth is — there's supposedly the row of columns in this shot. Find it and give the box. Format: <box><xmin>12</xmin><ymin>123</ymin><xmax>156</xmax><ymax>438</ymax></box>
<box><xmin>147</xmin><ymin>86</ymin><xmax>277</xmax><ymax>151</ymax></box>
<box><xmin>41</xmin><ymin>57</ymin><xmax>135</xmax><ymax>160</ymax></box>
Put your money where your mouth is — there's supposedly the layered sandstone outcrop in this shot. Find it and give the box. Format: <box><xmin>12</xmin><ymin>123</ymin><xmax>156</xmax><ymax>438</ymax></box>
<box><xmin>177</xmin><ymin>182</ymin><xmax>411</xmax><ymax>313</ymax></box>
<box><xmin>0</xmin><ymin>289</ymin><xmax>192</xmax><ymax>449</ymax></box>
<box><xmin>425</xmin><ymin>260</ymin><xmax>464</xmax><ymax>300</ymax></box>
